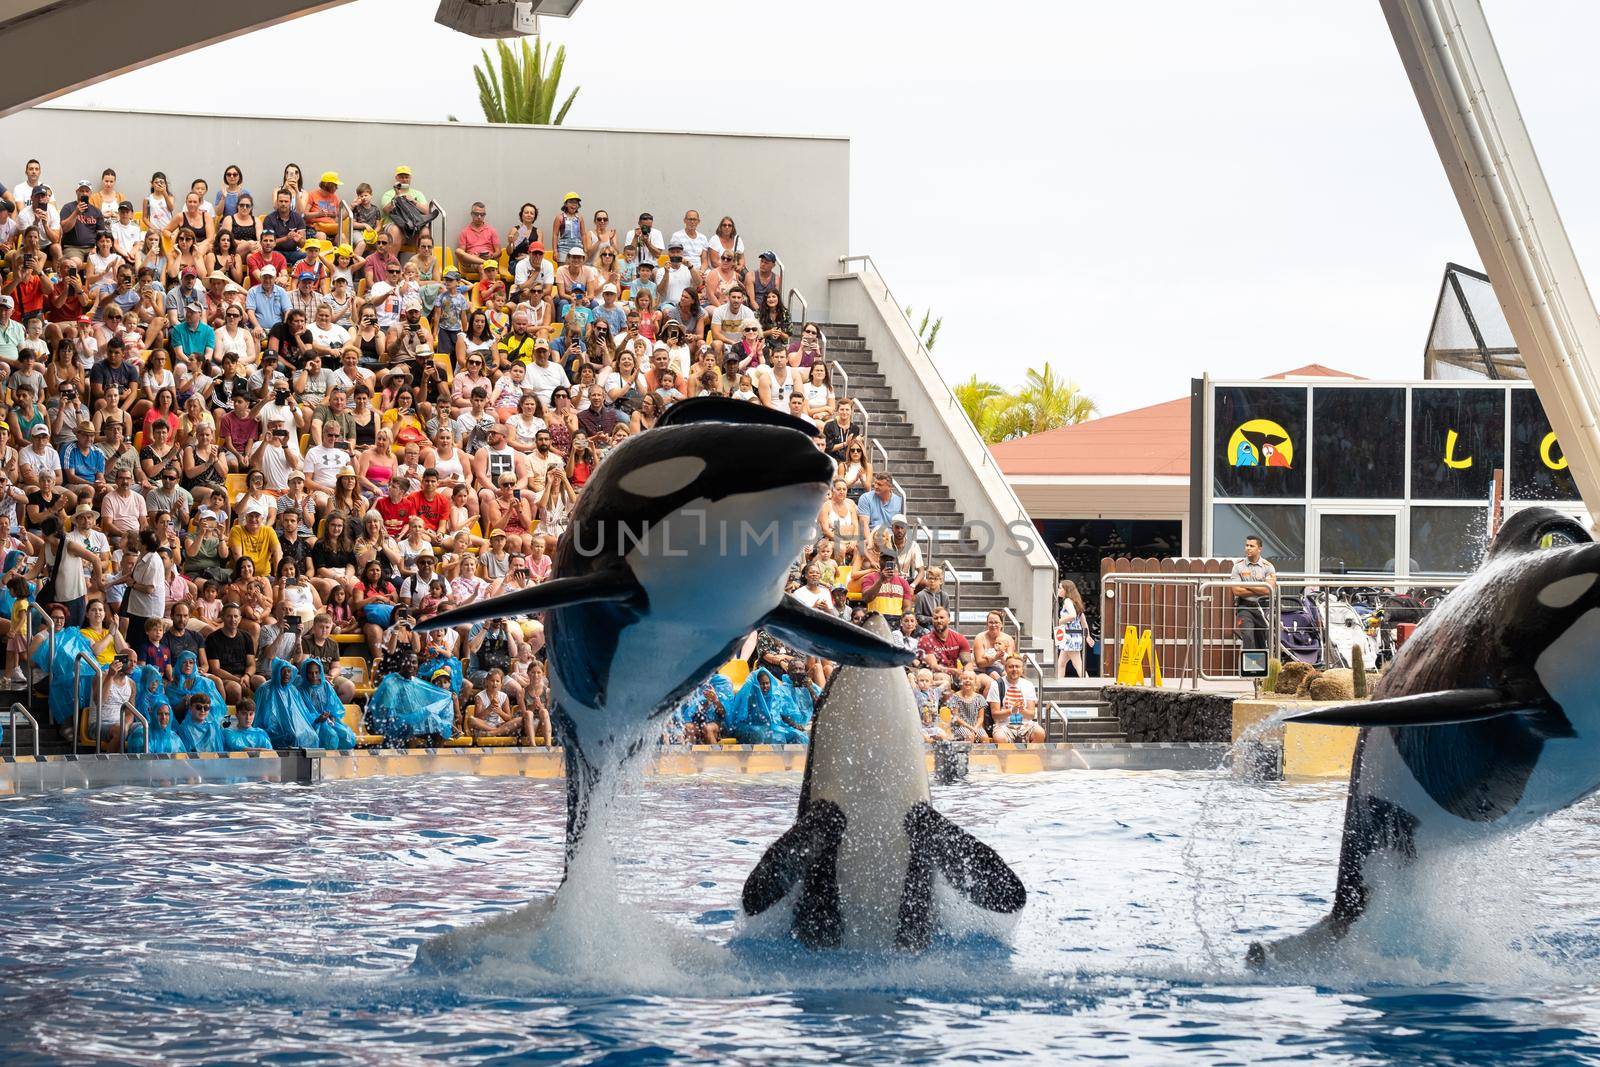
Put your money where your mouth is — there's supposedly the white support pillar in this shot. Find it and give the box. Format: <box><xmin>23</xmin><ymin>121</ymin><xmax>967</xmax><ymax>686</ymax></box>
<box><xmin>1382</xmin><ymin>0</ymin><xmax>1600</xmax><ymax>511</ymax></box>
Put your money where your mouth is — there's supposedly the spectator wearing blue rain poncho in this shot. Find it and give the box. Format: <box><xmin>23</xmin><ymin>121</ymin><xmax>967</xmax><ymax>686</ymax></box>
<box><xmin>297</xmin><ymin>659</ymin><xmax>357</xmax><ymax>750</ymax></box>
<box><xmin>176</xmin><ymin>697</ymin><xmax>224</xmax><ymax>754</ymax></box>
<box><xmin>132</xmin><ymin>665</ymin><xmax>166</xmax><ymax>721</ymax></box>
<box><xmin>126</xmin><ymin>702</ymin><xmax>186</xmax><ymax>754</ymax></box>
<box><xmin>366</xmin><ymin>647</ymin><xmax>454</xmax><ymax>746</ymax></box>
<box><xmin>166</xmin><ymin>650</ymin><xmax>226</xmax><ymax>723</ymax></box>
<box><xmin>223</xmin><ymin>698</ymin><xmax>274</xmax><ymax>751</ymax></box>
<box><xmin>673</xmin><ymin>672</ymin><xmax>733</xmax><ymax>744</ymax></box>
<box><xmin>30</xmin><ymin>607</ymin><xmax>98</xmax><ymax>729</ymax></box>
<box><xmin>723</xmin><ymin>667</ymin><xmax>811</xmax><ymax>746</ymax></box>
<box><xmin>253</xmin><ymin>657</ymin><xmax>321</xmax><ymax>749</ymax></box>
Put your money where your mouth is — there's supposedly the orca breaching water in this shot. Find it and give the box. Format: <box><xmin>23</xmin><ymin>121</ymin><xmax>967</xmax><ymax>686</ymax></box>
<box><xmin>1249</xmin><ymin>506</ymin><xmax>1600</xmax><ymax>967</ymax></box>
<box><xmin>742</xmin><ymin>615</ymin><xmax>1026</xmax><ymax>951</ymax></box>
<box><xmin>416</xmin><ymin>397</ymin><xmax>911</xmax><ymax>861</ymax></box>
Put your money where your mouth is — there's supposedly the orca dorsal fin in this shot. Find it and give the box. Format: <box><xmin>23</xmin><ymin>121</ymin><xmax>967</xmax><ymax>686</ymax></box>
<box><xmin>415</xmin><ymin>571</ymin><xmax>645</xmax><ymax>632</ymax></box>
<box><xmin>1285</xmin><ymin>686</ymin><xmax>1573</xmax><ymax>738</ymax></box>
<box><xmin>657</xmin><ymin>396</ymin><xmax>820</xmax><ymax>437</ymax></box>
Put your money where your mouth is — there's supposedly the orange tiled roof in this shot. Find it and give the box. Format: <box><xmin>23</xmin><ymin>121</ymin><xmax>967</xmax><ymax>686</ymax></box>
<box><xmin>990</xmin><ymin>365</ymin><xmax>1362</xmax><ymax>476</ymax></box>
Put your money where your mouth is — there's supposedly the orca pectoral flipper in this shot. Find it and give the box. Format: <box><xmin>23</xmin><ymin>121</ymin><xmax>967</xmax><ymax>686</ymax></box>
<box><xmin>904</xmin><ymin>803</ymin><xmax>1026</xmax><ymax>914</ymax></box>
<box><xmin>1285</xmin><ymin>686</ymin><xmax>1571</xmax><ymax>737</ymax></box>
<box><xmin>415</xmin><ymin>571</ymin><xmax>645</xmax><ymax>632</ymax></box>
<box><xmin>762</xmin><ymin>600</ymin><xmax>914</xmax><ymax>668</ymax></box>
<box><xmin>742</xmin><ymin>800</ymin><xmax>847</xmax><ymax>916</ymax></box>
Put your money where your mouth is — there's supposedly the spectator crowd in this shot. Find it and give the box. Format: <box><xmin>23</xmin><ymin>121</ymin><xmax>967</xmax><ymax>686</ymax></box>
<box><xmin>0</xmin><ymin>156</ymin><xmax>1044</xmax><ymax>753</ymax></box>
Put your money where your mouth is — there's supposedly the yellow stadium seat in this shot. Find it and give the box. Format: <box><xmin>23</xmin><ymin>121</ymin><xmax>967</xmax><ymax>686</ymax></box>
<box><xmin>343</xmin><ymin>703</ymin><xmax>384</xmax><ymax>747</ymax></box>
<box><xmin>332</xmin><ymin>633</ymin><xmax>365</xmax><ymax>645</ymax></box>
<box><xmin>718</xmin><ymin>657</ymin><xmax>750</xmax><ymax>690</ymax></box>
<box><xmin>224</xmin><ymin>472</ymin><xmax>247</xmax><ymax>503</ymax></box>
<box><xmin>298</xmin><ymin>433</ymin><xmax>310</xmax><ymax>454</ymax></box>
<box><xmin>340</xmin><ymin>656</ymin><xmax>372</xmax><ymax>697</ymax></box>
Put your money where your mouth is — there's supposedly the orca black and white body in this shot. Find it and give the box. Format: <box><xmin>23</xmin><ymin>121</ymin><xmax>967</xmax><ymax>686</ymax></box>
<box><xmin>742</xmin><ymin>615</ymin><xmax>1025</xmax><ymax>951</ymax></box>
<box><xmin>416</xmin><ymin>398</ymin><xmax>912</xmax><ymax>861</ymax></box>
<box><xmin>1250</xmin><ymin>507</ymin><xmax>1600</xmax><ymax>967</ymax></box>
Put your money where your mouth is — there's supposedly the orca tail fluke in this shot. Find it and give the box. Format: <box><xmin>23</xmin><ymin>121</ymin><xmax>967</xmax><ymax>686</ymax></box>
<box><xmin>905</xmin><ymin>802</ymin><xmax>1027</xmax><ymax>914</ymax></box>
<box><xmin>1246</xmin><ymin>912</ymin><xmax>1349</xmax><ymax>970</ymax></box>
<box><xmin>761</xmin><ymin>599</ymin><xmax>914</xmax><ymax>668</ymax></box>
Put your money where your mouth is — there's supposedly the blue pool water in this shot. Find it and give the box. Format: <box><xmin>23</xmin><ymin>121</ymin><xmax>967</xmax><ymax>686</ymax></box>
<box><xmin>3</xmin><ymin>769</ymin><xmax>1600</xmax><ymax>1064</ymax></box>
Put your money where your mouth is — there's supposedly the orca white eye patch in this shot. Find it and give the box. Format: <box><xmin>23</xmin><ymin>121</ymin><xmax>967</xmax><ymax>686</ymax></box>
<box><xmin>618</xmin><ymin>456</ymin><xmax>707</xmax><ymax>498</ymax></box>
<box><xmin>1537</xmin><ymin>572</ymin><xmax>1597</xmax><ymax>609</ymax></box>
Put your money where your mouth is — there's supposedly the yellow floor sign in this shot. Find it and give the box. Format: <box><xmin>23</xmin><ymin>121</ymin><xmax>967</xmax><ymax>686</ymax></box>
<box><xmin>1116</xmin><ymin>626</ymin><xmax>1162</xmax><ymax>686</ymax></box>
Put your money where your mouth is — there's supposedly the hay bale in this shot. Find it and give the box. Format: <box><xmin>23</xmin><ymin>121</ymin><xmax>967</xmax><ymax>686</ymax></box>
<box><xmin>1276</xmin><ymin>661</ymin><xmax>1317</xmax><ymax>695</ymax></box>
<box><xmin>1308</xmin><ymin>668</ymin><xmax>1355</xmax><ymax>702</ymax></box>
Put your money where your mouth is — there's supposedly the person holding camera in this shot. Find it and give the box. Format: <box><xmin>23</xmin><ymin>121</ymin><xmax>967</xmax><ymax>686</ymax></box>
<box><xmin>60</xmin><ymin>180</ymin><xmax>103</xmax><ymax>259</ymax></box>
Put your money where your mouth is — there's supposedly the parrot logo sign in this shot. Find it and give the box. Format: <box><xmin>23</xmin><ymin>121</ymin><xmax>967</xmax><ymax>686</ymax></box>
<box><xmin>1227</xmin><ymin>419</ymin><xmax>1294</xmax><ymax>469</ymax></box>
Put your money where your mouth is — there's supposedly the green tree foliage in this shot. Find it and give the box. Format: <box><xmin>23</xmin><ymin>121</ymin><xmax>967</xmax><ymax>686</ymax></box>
<box><xmin>903</xmin><ymin>305</ymin><xmax>942</xmax><ymax>351</ymax></box>
<box><xmin>957</xmin><ymin>363</ymin><xmax>1097</xmax><ymax>443</ymax></box>
<box><xmin>474</xmin><ymin>37</ymin><xmax>579</xmax><ymax>125</ymax></box>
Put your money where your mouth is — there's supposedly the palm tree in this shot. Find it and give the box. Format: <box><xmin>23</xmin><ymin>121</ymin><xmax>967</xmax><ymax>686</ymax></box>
<box><xmin>474</xmin><ymin>38</ymin><xmax>579</xmax><ymax>125</ymax></box>
<box><xmin>957</xmin><ymin>364</ymin><xmax>1096</xmax><ymax>443</ymax></box>
<box><xmin>956</xmin><ymin>375</ymin><xmax>1009</xmax><ymax>439</ymax></box>
<box><xmin>903</xmin><ymin>305</ymin><xmax>943</xmax><ymax>351</ymax></box>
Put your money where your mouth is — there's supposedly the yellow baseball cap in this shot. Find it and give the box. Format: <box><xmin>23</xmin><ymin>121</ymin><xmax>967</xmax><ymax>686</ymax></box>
<box><xmin>395</xmin><ymin>164</ymin><xmax>413</xmax><ymax>177</ymax></box>
<box><xmin>563</xmin><ymin>191</ymin><xmax>581</xmax><ymax>202</ymax></box>
<box><xmin>319</xmin><ymin>171</ymin><xmax>341</xmax><ymax>186</ymax></box>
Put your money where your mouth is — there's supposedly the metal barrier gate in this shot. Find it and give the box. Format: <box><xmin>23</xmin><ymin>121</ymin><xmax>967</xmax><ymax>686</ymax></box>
<box><xmin>1102</xmin><ymin>572</ymin><xmax>1467</xmax><ymax>688</ymax></box>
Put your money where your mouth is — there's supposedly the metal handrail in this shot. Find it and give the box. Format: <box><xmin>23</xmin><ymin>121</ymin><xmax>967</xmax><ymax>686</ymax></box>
<box><xmin>1021</xmin><ymin>651</ymin><xmax>1047</xmax><ymax>710</ymax></box>
<box><xmin>72</xmin><ymin>651</ymin><xmax>99</xmax><ymax>756</ymax></box>
<box><xmin>851</xmin><ymin>397</ymin><xmax>871</xmax><ymax>440</ymax></box>
<box><xmin>941</xmin><ymin>559</ymin><xmax>961</xmax><ymax>620</ymax></box>
<box><xmin>122</xmin><ymin>707</ymin><xmax>149</xmax><ymax>755</ymax></box>
<box><xmin>836</xmin><ymin>252</ymin><xmax>1056</xmax><ymax>588</ymax></box>
<box><xmin>27</xmin><ymin>600</ymin><xmax>54</xmax><ymax>723</ymax></box>
<box><xmin>1001</xmin><ymin>606</ymin><xmax>1026</xmax><ymax>648</ymax></box>
<box><xmin>5</xmin><ymin>702</ymin><xmax>38</xmax><ymax>757</ymax></box>
<box><xmin>913</xmin><ymin>516</ymin><xmax>937</xmax><ymax>573</ymax></box>
<box><xmin>829</xmin><ymin>358</ymin><xmax>850</xmax><ymax>395</ymax></box>
<box><xmin>786</xmin><ymin>286</ymin><xmax>809</xmax><ymax>327</ymax></box>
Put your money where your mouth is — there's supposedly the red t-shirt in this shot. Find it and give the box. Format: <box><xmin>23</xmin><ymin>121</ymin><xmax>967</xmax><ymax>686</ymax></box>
<box><xmin>11</xmin><ymin>275</ymin><xmax>44</xmax><ymax>315</ymax></box>
<box><xmin>405</xmin><ymin>490</ymin><xmax>450</xmax><ymax>532</ymax></box>
<box><xmin>375</xmin><ymin>494</ymin><xmax>418</xmax><ymax>538</ymax></box>
<box><xmin>247</xmin><ymin>251</ymin><xmax>287</xmax><ymax>280</ymax></box>
<box><xmin>918</xmin><ymin>628</ymin><xmax>971</xmax><ymax>669</ymax></box>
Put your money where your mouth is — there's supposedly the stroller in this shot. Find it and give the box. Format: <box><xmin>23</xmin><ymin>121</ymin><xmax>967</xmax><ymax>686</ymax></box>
<box><xmin>1278</xmin><ymin>595</ymin><xmax>1323</xmax><ymax>665</ymax></box>
<box><xmin>1321</xmin><ymin>594</ymin><xmax>1378</xmax><ymax>669</ymax></box>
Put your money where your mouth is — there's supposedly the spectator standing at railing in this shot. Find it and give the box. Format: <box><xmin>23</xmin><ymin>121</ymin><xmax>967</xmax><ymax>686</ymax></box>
<box><xmin>1054</xmin><ymin>579</ymin><xmax>1094</xmax><ymax>678</ymax></box>
<box><xmin>1229</xmin><ymin>534</ymin><xmax>1277</xmax><ymax>658</ymax></box>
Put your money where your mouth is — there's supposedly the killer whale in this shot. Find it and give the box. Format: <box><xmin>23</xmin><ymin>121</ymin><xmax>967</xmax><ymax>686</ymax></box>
<box><xmin>417</xmin><ymin>397</ymin><xmax>912</xmax><ymax>860</ymax></box>
<box><xmin>742</xmin><ymin>615</ymin><xmax>1025</xmax><ymax>951</ymax></box>
<box><xmin>1249</xmin><ymin>507</ymin><xmax>1600</xmax><ymax>967</ymax></box>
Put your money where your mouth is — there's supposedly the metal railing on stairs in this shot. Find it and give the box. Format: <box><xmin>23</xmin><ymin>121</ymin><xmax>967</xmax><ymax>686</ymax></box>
<box><xmin>835</xmin><ymin>253</ymin><xmax>1059</xmax><ymax>648</ymax></box>
<box><xmin>5</xmin><ymin>702</ymin><xmax>39</xmax><ymax>758</ymax></box>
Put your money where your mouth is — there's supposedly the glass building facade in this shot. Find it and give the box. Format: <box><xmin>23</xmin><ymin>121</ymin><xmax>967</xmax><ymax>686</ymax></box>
<box><xmin>1198</xmin><ymin>380</ymin><xmax>1581</xmax><ymax>576</ymax></box>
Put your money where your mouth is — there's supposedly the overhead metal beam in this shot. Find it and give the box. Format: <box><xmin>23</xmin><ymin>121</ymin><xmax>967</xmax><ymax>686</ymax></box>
<box><xmin>1382</xmin><ymin>0</ymin><xmax>1600</xmax><ymax>510</ymax></box>
<box><xmin>0</xmin><ymin>0</ymin><xmax>354</xmax><ymax>119</ymax></box>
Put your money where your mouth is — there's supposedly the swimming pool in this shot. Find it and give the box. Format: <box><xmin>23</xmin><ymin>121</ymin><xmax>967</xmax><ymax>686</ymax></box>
<box><xmin>3</xmin><ymin>769</ymin><xmax>1598</xmax><ymax>1064</ymax></box>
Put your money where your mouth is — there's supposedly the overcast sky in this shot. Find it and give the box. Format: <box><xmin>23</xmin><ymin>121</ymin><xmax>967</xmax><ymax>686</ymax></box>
<box><xmin>54</xmin><ymin>0</ymin><xmax>1600</xmax><ymax>417</ymax></box>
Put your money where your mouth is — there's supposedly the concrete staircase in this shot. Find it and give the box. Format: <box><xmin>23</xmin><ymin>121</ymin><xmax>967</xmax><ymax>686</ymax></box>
<box><xmin>824</xmin><ymin>323</ymin><xmax>1125</xmax><ymax>743</ymax></box>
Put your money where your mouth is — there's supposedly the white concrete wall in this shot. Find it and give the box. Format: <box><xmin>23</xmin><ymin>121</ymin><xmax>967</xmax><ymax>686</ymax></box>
<box><xmin>0</xmin><ymin>106</ymin><xmax>849</xmax><ymax>309</ymax></box>
<box><xmin>829</xmin><ymin>269</ymin><xmax>1060</xmax><ymax>644</ymax></box>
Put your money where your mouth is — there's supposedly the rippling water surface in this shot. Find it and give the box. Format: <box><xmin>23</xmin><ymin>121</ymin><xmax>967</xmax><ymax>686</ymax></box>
<box><xmin>3</xmin><ymin>769</ymin><xmax>1600</xmax><ymax>1065</ymax></box>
